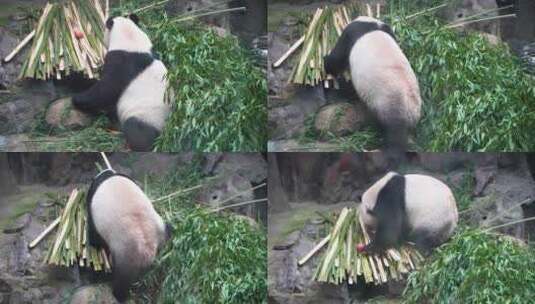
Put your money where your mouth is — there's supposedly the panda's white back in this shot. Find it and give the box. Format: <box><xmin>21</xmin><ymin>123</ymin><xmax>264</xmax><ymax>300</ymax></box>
<box><xmin>91</xmin><ymin>176</ymin><xmax>166</xmax><ymax>264</ymax></box>
<box><xmin>348</xmin><ymin>30</ymin><xmax>421</xmax><ymax>127</ymax></box>
<box><xmin>117</xmin><ymin>59</ymin><xmax>170</xmax><ymax>131</ymax></box>
<box><xmin>404</xmin><ymin>174</ymin><xmax>458</xmax><ymax>237</ymax></box>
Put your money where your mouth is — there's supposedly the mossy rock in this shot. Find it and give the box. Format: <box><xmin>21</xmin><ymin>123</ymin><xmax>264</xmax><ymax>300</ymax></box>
<box><xmin>314</xmin><ymin>102</ymin><xmax>366</xmax><ymax>138</ymax></box>
<box><xmin>45</xmin><ymin>97</ymin><xmax>92</xmax><ymax>130</ymax></box>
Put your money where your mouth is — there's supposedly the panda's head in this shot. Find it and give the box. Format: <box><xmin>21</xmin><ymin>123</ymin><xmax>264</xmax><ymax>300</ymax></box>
<box><xmin>353</xmin><ymin>16</ymin><xmax>383</xmax><ymax>25</ymax></box>
<box><xmin>104</xmin><ymin>14</ymin><xmax>152</xmax><ymax>53</ymax></box>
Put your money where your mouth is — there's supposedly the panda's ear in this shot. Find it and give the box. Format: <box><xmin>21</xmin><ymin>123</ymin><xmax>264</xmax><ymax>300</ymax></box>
<box><xmin>128</xmin><ymin>13</ymin><xmax>140</xmax><ymax>25</ymax></box>
<box><xmin>105</xmin><ymin>17</ymin><xmax>114</xmax><ymax>30</ymax></box>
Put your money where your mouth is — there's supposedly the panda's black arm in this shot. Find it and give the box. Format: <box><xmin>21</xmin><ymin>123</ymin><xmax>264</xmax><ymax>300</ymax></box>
<box><xmin>324</xmin><ymin>28</ymin><xmax>351</xmax><ymax>76</ymax></box>
<box><xmin>72</xmin><ymin>52</ymin><xmax>132</xmax><ymax>114</ymax></box>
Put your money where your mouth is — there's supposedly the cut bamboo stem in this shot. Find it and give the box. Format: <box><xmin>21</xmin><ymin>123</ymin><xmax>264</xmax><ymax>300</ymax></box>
<box><xmin>451</xmin><ymin>4</ymin><xmax>514</xmax><ymax>25</ymax></box>
<box><xmin>484</xmin><ymin>215</ymin><xmax>535</xmax><ymax>232</ymax></box>
<box><xmin>3</xmin><ymin>30</ymin><xmax>36</xmax><ymax>63</ymax></box>
<box><xmin>273</xmin><ymin>36</ymin><xmax>305</xmax><ymax>68</ymax></box>
<box><xmin>173</xmin><ymin>7</ymin><xmax>246</xmax><ymax>23</ymax></box>
<box><xmin>29</xmin><ymin>217</ymin><xmax>60</xmax><ymax>249</ymax></box>
<box><xmin>299</xmin><ymin>234</ymin><xmax>331</xmax><ymax>266</ymax></box>
<box><xmin>446</xmin><ymin>14</ymin><xmax>516</xmax><ymax>29</ymax></box>
<box><xmin>100</xmin><ymin>152</ymin><xmax>112</xmax><ymax>171</ymax></box>
<box><xmin>210</xmin><ymin>198</ymin><xmax>268</xmax><ymax>212</ymax></box>
<box><xmin>153</xmin><ymin>184</ymin><xmax>204</xmax><ymax>203</ymax></box>
<box><xmin>213</xmin><ymin>183</ymin><xmax>267</xmax><ymax>206</ymax></box>
<box><xmin>406</xmin><ymin>3</ymin><xmax>447</xmax><ymax>20</ymax></box>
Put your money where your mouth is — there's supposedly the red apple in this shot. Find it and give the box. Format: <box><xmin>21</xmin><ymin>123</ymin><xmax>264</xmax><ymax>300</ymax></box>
<box><xmin>74</xmin><ymin>29</ymin><xmax>84</xmax><ymax>39</ymax></box>
<box><xmin>356</xmin><ymin>243</ymin><xmax>366</xmax><ymax>253</ymax></box>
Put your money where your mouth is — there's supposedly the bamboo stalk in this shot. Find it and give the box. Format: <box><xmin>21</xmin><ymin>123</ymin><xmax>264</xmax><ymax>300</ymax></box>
<box><xmin>484</xmin><ymin>215</ymin><xmax>535</xmax><ymax>232</ymax></box>
<box><xmin>298</xmin><ymin>234</ymin><xmax>331</xmax><ymax>266</ymax></box>
<box><xmin>273</xmin><ymin>36</ymin><xmax>305</xmax><ymax>68</ymax></box>
<box><xmin>173</xmin><ymin>7</ymin><xmax>247</xmax><ymax>23</ymax></box>
<box><xmin>100</xmin><ymin>152</ymin><xmax>112</xmax><ymax>170</ymax></box>
<box><xmin>406</xmin><ymin>3</ymin><xmax>448</xmax><ymax>20</ymax></box>
<box><xmin>3</xmin><ymin>30</ymin><xmax>36</xmax><ymax>63</ymax></box>
<box><xmin>210</xmin><ymin>198</ymin><xmax>268</xmax><ymax>212</ymax></box>
<box><xmin>152</xmin><ymin>184</ymin><xmax>204</xmax><ymax>203</ymax></box>
<box><xmin>29</xmin><ymin>217</ymin><xmax>60</xmax><ymax>249</ymax></box>
<box><xmin>450</xmin><ymin>4</ymin><xmax>514</xmax><ymax>25</ymax></box>
<box><xmin>446</xmin><ymin>14</ymin><xmax>516</xmax><ymax>29</ymax></box>
<box><xmin>211</xmin><ymin>183</ymin><xmax>267</xmax><ymax>206</ymax></box>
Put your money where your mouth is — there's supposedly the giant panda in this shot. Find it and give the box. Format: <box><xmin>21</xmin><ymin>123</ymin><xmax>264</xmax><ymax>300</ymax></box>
<box><xmin>72</xmin><ymin>14</ymin><xmax>170</xmax><ymax>151</ymax></box>
<box><xmin>324</xmin><ymin>16</ymin><xmax>422</xmax><ymax>151</ymax></box>
<box><xmin>358</xmin><ymin>172</ymin><xmax>458</xmax><ymax>253</ymax></box>
<box><xmin>87</xmin><ymin>169</ymin><xmax>171</xmax><ymax>302</ymax></box>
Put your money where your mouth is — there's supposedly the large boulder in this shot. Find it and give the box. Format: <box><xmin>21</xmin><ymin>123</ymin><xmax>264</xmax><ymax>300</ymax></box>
<box><xmin>314</xmin><ymin>102</ymin><xmax>366</xmax><ymax>138</ymax></box>
<box><xmin>45</xmin><ymin>97</ymin><xmax>92</xmax><ymax>130</ymax></box>
<box><xmin>70</xmin><ymin>284</ymin><xmax>116</xmax><ymax>304</ymax></box>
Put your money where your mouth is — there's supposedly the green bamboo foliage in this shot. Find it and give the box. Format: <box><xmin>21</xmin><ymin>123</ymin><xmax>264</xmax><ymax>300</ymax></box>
<box><xmin>20</xmin><ymin>0</ymin><xmax>107</xmax><ymax>80</ymax></box>
<box><xmin>45</xmin><ymin>188</ymin><xmax>111</xmax><ymax>272</ymax></box>
<box><xmin>289</xmin><ymin>4</ymin><xmax>359</xmax><ymax>88</ymax></box>
<box><xmin>312</xmin><ymin>207</ymin><xmax>424</xmax><ymax>285</ymax></box>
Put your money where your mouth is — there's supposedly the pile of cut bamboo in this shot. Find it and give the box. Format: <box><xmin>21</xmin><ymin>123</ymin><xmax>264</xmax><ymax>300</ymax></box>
<box><xmin>19</xmin><ymin>0</ymin><xmax>108</xmax><ymax>80</ymax></box>
<box><xmin>299</xmin><ymin>207</ymin><xmax>424</xmax><ymax>285</ymax></box>
<box><xmin>43</xmin><ymin>188</ymin><xmax>111</xmax><ymax>272</ymax></box>
<box><xmin>286</xmin><ymin>4</ymin><xmax>361</xmax><ymax>88</ymax></box>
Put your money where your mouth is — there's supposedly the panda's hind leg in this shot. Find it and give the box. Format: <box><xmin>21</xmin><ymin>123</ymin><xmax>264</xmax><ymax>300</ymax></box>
<box><xmin>111</xmin><ymin>249</ymin><xmax>142</xmax><ymax>303</ymax></box>
<box><xmin>123</xmin><ymin>117</ymin><xmax>160</xmax><ymax>151</ymax></box>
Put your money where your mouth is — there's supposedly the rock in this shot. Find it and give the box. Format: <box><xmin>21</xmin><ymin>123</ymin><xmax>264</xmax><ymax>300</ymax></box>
<box><xmin>0</xmin><ymin>134</ymin><xmax>30</xmax><ymax>152</ymax></box>
<box><xmin>268</xmin><ymin>86</ymin><xmax>327</xmax><ymax>140</ymax></box>
<box><xmin>478</xmin><ymin>32</ymin><xmax>501</xmax><ymax>46</ymax></box>
<box><xmin>210</xmin><ymin>25</ymin><xmax>229</xmax><ymax>38</ymax></box>
<box><xmin>468</xmin><ymin>161</ymin><xmax>535</xmax><ymax>239</ymax></box>
<box><xmin>0</xmin><ymin>98</ymin><xmax>45</xmax><ymax>135</ymax></box>
<box><xmin>70</xmin><ymin>284</ymin><xmax>116</xmax><ymax>304</ymax></box>
<box><xmin>268</xmin><ymin>34</ymin><xmax>292</xmax><ymax>96</ymax></box>
<box><xmin>443</xmin><ymin>0</ymin><xmax>500</xmax><ymax>35</ymax></box>
<box><xmin>268</xmin><ymin>139</ymin><xmax>342</xmax><ymax>152</ymax></box>
<box><xmin>272</xmin><ymin>231</ymin><xmax>301</xmax><ymax>250</ymax></box>
<box><xmin>314</xmin><ymin>102</ymin><xmax>365</xmax><ymax>138</ymax></box>
<box><xmin>0</xmin><ymin>80</ymin><xmax>56</xmax><ymax>135</ymax></box>
<box><xmin>165</xmin><ymin>0</ymin><xmax>229</xmax><ymax>29</ymax></box>
<box><xmin>45</xmin><ymin>97</ymin><xmax>92</xmax><ymax>130</ymax></box>
<box><xmin>269</xmin><ymin>223</ymin><xmax>350</xmax><ymax>303</ymax></box>
<box><xmin>199</xmin><ymin>173</ymin><xmax>255</xmax><ymax>217</ymax></box>
<box><xmin>0</xmin><ymin>28</ymin><xmax>27</xmax><ymax>88</ymax></box>
<box><xmin>3</xmin><ymin>213</ymin><xmax>31</xmax><ymax>234</ymax></box>
<box><xmin>210</xmin><ymin>153</ymin><xmax>267</xmax><ymax>184</ymax></box>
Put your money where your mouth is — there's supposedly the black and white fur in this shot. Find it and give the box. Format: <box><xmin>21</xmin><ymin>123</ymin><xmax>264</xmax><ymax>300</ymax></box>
<box><xmin>87</xmin><ymin>170</ymin><xmax>171</xmax><ymax>302</ymax></box>
<box><xmin>72</xmin><ymin>15</ymin><xmax>170</xmax><ymax>151</ymax></box>
<box><xmin>324</xmin><ymin>16</ymin><xmax>422</xmax><ymax>151</ymax></box>
<box><xmin>359</xmin><ymin>172</ymin><xmax>458</xmax><ymax>253</ymax></box>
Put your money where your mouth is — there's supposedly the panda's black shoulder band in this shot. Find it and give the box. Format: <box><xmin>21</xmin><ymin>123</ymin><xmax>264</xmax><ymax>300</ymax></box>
<box><xmin>87</xmin><ymin>170</ymin><xmax>137</xmax><ymax>204</ymax></box>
